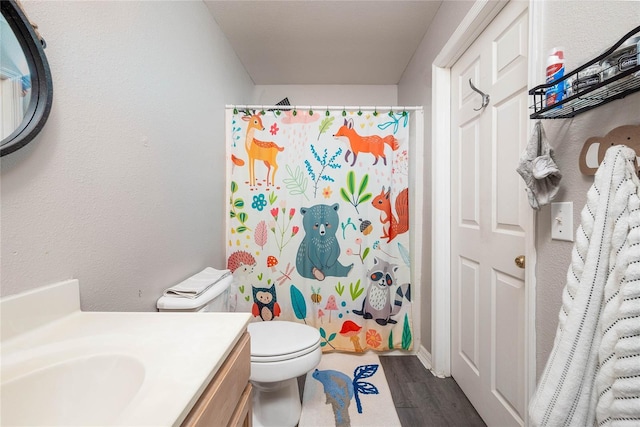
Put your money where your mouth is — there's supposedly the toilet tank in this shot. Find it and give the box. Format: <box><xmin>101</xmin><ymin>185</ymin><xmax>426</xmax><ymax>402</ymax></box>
<box><xmin>157</xmin><ymin>275</ymin><xmax>233</xmax><ymax>312</ymax></box>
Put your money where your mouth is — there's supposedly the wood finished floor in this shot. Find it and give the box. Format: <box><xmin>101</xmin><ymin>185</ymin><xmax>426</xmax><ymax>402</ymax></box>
<box><xmin>379</xmin><ymin>355</ymin><xmax>486</xmax><ymax>427</ymax></box>
<box><xmin>298</xmin><ymin>355</ymin><xmax>485</xmax><ymax>427</ymax></box>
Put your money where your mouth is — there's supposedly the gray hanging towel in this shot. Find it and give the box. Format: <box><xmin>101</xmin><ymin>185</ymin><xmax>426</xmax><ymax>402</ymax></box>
<box><xmin>516</xmin><ymin>121</ymin><xmax>562</xmax><ymax>209</ymax></box>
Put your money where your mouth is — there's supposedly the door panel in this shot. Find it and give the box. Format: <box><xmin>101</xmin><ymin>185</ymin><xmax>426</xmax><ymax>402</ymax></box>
<box><xmin>494</xmin><ymin>13</ymin><xmax>528</xmax><ymax>81</ymax></box>
<box><xmin>461</xmin><ymin>61</ymin><xmax>482</xmax><ymax>108</ymax></box>
<box><xmin>450</xmin><ymin>2</ymin><xmax>529</xmax><ymax>426</ymax></box>
<box><xmin>459</xmin><ymin>256</ymin><xmax>480</xmax><ymax>374</ymax></box>
<box><xmin>495</xmin><ymin>94</ymin><xmax>527</xmax><ymax>232</ymax></box>
<box><xmin>460</xmin><ymin>122</ymin><xmax>480</xmax><ymax>228</ymax></box>
<box><xmin>493</xmin><ymin>270</ymin><xmax>525</xmax><ymax>420</ymax></box>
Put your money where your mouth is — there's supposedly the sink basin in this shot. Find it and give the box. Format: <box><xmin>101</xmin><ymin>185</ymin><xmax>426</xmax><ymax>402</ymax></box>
<box><xmin>1</xmin><ymin>279</ymin><xmax>252</xmax><ymax>426</ymax></box>
<box><xmin>1</xmin><ymin>354</ymin><xmax>145</xmax><ymax>426</ymax></box>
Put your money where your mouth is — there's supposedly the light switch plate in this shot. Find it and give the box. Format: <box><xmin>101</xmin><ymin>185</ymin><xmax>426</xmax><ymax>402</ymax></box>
<box><xmin>551</xmin><ymin>202</ymin><xmax>573</xmax><ymax>242</ymax></box>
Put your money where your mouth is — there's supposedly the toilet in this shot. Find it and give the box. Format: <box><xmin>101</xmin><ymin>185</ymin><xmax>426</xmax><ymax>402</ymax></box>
<box><xmin>157</xmin><ymin>274</ymin><xmax>322</xmax><ymax>427</ymax></box>
<box><xmin>248</xmin><ymin>321</ymin><xmax>321</xmax><ymax>427</ymax></box>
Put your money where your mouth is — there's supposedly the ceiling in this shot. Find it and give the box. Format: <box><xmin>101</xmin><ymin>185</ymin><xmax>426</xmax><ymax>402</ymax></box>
<box><xmin>204</xmin><ymin>1</ymin><xmax>442</xmax><ymax>85</ymax></box>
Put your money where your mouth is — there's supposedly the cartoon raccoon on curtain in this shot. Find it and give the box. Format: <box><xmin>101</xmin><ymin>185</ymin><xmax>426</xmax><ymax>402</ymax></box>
<box><xmin>353</xmin><ymin>257</ymin><xmax>411</xmax><ymax>326</ymax></box>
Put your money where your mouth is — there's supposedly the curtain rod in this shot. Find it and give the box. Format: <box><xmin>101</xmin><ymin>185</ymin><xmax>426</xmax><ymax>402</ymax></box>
<box><xmin>226</xmin><ymin>104</ymin><xmax>422</xmax><ymax>111</ymax></box>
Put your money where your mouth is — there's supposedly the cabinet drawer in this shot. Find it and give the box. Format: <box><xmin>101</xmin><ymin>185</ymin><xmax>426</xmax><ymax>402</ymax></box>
<box><xmin>182</xmin><ymin>332</ymin><xmax>251</xmax><ymax>427</ymax></box>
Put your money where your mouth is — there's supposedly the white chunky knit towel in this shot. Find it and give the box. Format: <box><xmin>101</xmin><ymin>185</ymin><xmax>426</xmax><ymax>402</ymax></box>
<box><xmin>529</xmin><ymin>145</ymin><xmax>640</xmax><ymax>427</ymax></box>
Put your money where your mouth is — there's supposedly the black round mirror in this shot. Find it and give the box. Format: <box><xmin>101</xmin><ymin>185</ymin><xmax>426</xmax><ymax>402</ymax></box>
<box><xmin>0</xmin><ymin>0</ymin><xmax>52</xmax><ymax>157</ymax></box>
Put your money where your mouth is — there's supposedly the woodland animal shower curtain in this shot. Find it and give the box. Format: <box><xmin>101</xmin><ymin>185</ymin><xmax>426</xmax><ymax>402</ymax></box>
<box><xmin>226</xmin><ymin>107</ymin><xmax>413</xmax><ymax>352</ymax></box>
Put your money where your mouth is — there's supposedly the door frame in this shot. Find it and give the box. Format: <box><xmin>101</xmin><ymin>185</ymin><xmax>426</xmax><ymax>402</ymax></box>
<box><xmin>431</xmin><ymin>0</ymin><xmax>542</xmax><ymax>418</ymax></box>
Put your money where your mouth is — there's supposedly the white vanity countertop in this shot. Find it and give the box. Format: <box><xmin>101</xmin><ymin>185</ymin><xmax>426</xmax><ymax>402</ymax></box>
<box><xmin>1</xmin><ymin>280</ymin><xmax>252</xmax><ymax>426</ymax></box>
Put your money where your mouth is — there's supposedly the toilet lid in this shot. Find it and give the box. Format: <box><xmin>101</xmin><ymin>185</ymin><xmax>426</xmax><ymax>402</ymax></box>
<box><xmin>248</xmin><ymin>321</ymin><xmax>321</xmax><ymax>359</ymax></box>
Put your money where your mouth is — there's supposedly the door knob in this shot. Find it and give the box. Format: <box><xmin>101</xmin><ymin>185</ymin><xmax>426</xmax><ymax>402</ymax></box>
<box><xmin>515</xmin><ymin>255</ymin><xmax>525</xmax><ymax>269</ymax></box>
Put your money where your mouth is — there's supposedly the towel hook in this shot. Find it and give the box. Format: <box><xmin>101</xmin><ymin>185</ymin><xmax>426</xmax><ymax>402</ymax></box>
<box><xmin>469</xmin><ymin>79</ymin><xmax>490</xmax><ymax>111</ymax></box>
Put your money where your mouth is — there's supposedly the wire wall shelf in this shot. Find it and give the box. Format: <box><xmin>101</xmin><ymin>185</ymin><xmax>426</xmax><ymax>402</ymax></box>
<box><xmin>529</xmin><ymin>26</ymin><xmax>640</xmax><ymax>120</ymax></box>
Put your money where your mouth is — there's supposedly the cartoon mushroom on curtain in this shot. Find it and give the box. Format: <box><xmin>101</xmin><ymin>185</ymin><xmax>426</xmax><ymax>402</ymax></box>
<box><xmin>340</xmin><ymin>320</ymin><xmax>363</xmax><ymax>352</ymax></box>
<box><xmin>267</xmin><ymin>255</ymin><xmax>278</xmax><ymax>272</ymax></box>
<box><xmin>324</xmin><ymin>295</ymin><xmax>338</xmax><ymax>322</ymax></box>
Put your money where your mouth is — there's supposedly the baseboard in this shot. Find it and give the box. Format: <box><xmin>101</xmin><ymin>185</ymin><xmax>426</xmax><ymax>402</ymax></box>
<box><xmin>416</xmin><ymin>345</ymin><xmax>432</xmax><ymax>371</ymax></box>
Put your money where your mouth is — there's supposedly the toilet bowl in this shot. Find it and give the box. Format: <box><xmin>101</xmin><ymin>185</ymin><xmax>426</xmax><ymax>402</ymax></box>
<box><xmin>157</xmin><ymin>270</ymin><xmax>322</xmax><ymax>427</ymax></box>
<box><xmin>248</xmin><ymin>321</ymin><xmax>322</xmax><ymax>427</ymax></box>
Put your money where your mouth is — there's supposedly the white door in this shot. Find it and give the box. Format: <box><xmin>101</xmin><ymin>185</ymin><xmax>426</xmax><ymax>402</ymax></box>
<box><xmin>450</xmin><ymin>1</ymin><xmax>529</xmax><ymax>426</ymax></box>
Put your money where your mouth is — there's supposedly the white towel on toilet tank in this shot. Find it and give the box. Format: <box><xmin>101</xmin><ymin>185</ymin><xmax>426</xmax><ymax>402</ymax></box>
<box><xmin>163</xmin><ymin>267</ymin><xmax>231</xmax><ymax>299</ymax></box>
<box><xmin>529</xmin><ymin>145</ymin><xmax>640</xmax><ymax>427</ymax></box>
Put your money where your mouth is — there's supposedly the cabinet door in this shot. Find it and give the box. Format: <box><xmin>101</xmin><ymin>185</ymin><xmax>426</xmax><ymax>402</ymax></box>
<box><xmin>227</xmin><ymin>383</ymin><xmax>252</xmax><ymax>427</ymax></box>
<box><xmin>182</xmin><ymin>332</ymin><xmax>251</xmax><ymax>427</ymax></box>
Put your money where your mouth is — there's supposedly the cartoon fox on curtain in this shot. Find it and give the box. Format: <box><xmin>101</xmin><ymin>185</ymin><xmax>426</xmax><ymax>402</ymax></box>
<box><xmin>334</xmin><ymin>118</ymin><xmax>399</xmax><ymax>166</ymax></box>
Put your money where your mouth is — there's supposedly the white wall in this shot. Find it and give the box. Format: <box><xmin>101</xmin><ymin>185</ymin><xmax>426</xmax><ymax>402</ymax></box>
<box><xmin>252</xmin><ymin>84</ymin><xmax>397</xmax><ymax>106</ymax></box>
<box><xmin>0</xmin><ymin>1</ymin><xmax>254</xmax><ymax>311</ymax></box>
<box><xmin>535</xmin><ymin>1</ymin><xmax>640</xmax><ymax>377</ymax></box>
<box><xmin>397</xmin><ymin>0</ymin><xmax>475</xmax><ymax>353</ymax></box>
<box><xmin>9</xmin><ymin>1</ymin><xmax>632</xmax><ymax>372</ymax></box>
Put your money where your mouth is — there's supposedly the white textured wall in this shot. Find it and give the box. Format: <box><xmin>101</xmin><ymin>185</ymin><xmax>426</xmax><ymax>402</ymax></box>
<box><xmin>397</xmin><ymin>0</ymin><xmax>475</xmax><ymax>353</ymax></box>
<box><xmin>0</xmin><ymin>1</ymin><xmax>254</xmax><ymax>311</ymax></box>
<box><xmin>535</xmin><ymin>1</ymin><xmax>640</xmax><ymax>377</ymax></box>
<box><xmin>252</xmin><ymin>85</ymin><xmax>397</xmax><ymax>106</ymax></box>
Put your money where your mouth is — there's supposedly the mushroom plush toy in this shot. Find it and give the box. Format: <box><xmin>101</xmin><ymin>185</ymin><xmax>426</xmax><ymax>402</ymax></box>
<box><xmin>267</xmin><ymin>255</ymin><xmax>278</xmax><ymax>272</ymax></box>
<box><xmin>340</xmin><ymin>320</ymin><xmax>364</xmax><ymax>352</ymax></box>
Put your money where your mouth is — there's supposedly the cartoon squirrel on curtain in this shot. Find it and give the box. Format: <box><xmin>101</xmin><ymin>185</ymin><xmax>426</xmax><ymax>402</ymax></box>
<box><xmin>372</xmin><ymin>186</ymin><xmax>409</xmax><ymax>243</ymax></box>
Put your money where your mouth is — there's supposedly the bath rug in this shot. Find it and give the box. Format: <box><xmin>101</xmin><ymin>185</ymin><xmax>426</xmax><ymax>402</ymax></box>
<box><xmin>299</xmin><ymin>352</ymin><xmax>401</xmax><ymax>427</ymax></box>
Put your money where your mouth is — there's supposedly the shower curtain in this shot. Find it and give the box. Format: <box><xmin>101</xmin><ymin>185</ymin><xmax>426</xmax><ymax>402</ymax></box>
<box><xmin>226</xmin><ymin>107</ymin><xmax>413</xmax><ymax>352</ymax></box>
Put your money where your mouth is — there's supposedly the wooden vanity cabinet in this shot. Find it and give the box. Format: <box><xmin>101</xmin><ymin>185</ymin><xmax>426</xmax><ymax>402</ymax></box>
<box><xmin>182</xmin><ymin>332</ymin><xmax>252</xmax><ymax>427</ymax></box>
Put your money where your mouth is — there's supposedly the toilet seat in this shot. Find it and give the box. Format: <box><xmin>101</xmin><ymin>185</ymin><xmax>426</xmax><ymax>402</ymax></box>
<box><xmin>248</xmin><ymin>321</ymin><xmax>321</xmax><ymax>363</ymax></box>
